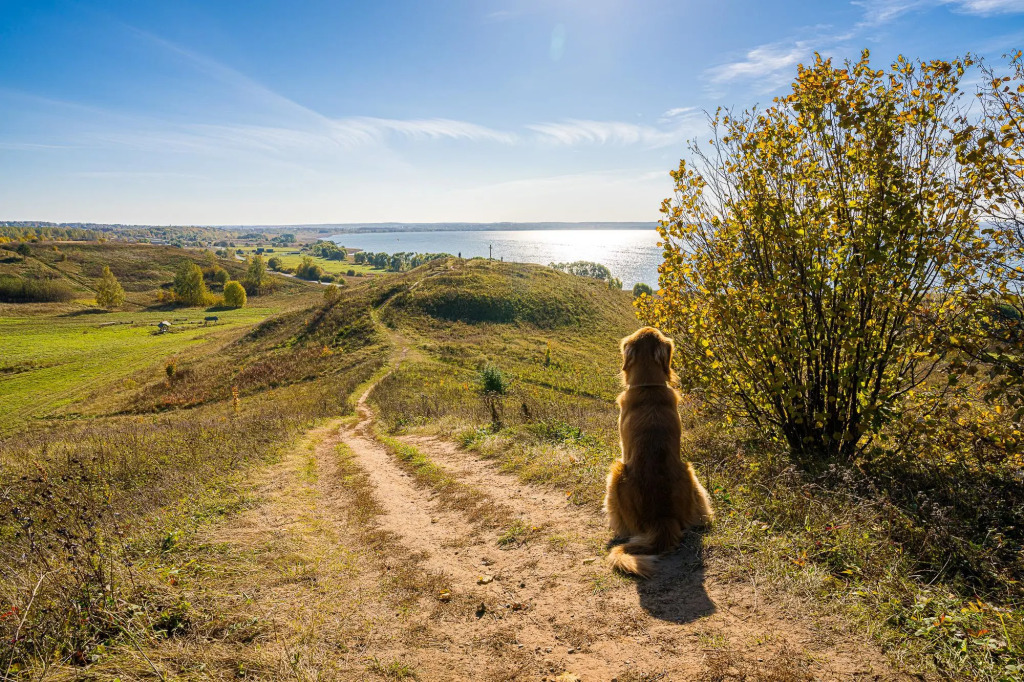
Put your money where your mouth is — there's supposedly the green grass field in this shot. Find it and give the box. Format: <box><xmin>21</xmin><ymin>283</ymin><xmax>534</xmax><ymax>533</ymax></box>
<box><xmin>0</xmin><ymin>241</ymin><xmax>324</xmax><ymax>432</ymax></box>
<box><xmin>0</xmin><ymin>306</ymin><xmax>281</xmax><ymax>432</ymax></box>
<box><xmin>233</xmin><ymin>246</ymin><xmax>380</xmax><ymax>277</ymax></box>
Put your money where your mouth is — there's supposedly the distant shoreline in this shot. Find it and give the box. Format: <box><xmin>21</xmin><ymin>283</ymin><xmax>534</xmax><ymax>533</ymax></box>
<box><xmin>234</xmin><ymin>222</ymin><xmax>659</xmax><ymax>234</ymax></box>
<box><xmin>1</xmin><ymin>221</ymin><xmax>658</xmax><ymax>234</ymax></box>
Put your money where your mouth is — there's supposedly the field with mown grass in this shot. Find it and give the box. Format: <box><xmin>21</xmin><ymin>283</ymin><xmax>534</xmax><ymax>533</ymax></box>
<box><xmin>0</xmin><ymin>305</ymin><xmax>284</xmax><ymax>432</ymax></box>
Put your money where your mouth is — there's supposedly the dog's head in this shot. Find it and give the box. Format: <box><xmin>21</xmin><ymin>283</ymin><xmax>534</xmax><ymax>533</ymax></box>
<box><xmin>620</xmin><ymin>326</ymin><xmax>676</xmax><ymax>385</ymax></box>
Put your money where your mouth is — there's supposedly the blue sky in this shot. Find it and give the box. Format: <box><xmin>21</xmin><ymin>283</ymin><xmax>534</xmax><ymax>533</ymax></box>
<box><xmin>1</xmin><ymin>0</ymin><xmax>1023</xmax><ymax>225</ymax></box>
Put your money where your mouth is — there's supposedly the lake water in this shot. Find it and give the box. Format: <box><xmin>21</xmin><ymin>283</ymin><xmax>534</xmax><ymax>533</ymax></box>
<box><xmin>329</xmin><ymin>229</ymin><xmax>663</xmax><ymax>288</ymax></box>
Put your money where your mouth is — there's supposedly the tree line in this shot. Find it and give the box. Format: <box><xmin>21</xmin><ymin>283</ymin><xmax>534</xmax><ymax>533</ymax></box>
<box><xmin>353</xmin><ymin>251</ymin><xmax>451</xmax><ymax>271</ymax></box>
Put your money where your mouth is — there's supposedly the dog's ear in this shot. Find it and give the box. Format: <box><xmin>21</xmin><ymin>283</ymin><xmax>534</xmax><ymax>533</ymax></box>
<box><xmin>620</xmin><ymin>336</ymin><xmax>636</xmax><ymax>372</ymax></box>
<box><xmin>655</xmin><ymin>336</ymin><xmax>674</xmax><ymax>376</ymax></box>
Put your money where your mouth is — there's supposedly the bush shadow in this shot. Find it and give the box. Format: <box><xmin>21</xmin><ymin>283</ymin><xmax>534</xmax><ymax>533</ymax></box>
<box><xmin>612</xmin><ymin>531</ymin><xmax>715</xmax><ymax>624</ymax></box>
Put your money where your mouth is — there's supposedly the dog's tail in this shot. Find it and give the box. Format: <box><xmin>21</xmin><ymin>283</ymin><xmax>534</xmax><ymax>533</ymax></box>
<box><xmin>606</xmin><ymin>519</ymin><xmax>681</xmax><ymax>579</ymax></box>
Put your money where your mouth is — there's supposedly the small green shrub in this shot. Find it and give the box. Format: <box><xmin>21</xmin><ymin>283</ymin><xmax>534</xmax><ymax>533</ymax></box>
<box><xmin>223</xmin><ymin>280</ymin><xmax>247</xmax><ymax>308</ymax></box>
<box><xmin>478</xmin><ymin>364</ymin><xmax>510</xmax><ymax>395</ymax></box>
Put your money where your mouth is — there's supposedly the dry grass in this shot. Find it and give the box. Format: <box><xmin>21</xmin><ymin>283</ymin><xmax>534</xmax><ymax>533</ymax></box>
<box><xmin>363</xmin><ymin>261</ymin><xmax>1024</xmax><ymax>680</ymax></box>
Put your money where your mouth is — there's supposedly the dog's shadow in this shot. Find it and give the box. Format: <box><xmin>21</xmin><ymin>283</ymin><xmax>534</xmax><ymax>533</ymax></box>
<box><xmin>608</xmin><ymin>531</ymin><xmax>715</xmax><ymax>624</ymax></box>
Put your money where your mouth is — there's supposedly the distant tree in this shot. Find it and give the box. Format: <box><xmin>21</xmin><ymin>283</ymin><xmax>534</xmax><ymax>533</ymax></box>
<box><xmin>295</xmin><ymin>256</ymin><xmax>324</xmax><ymax>281</ymax></box>
<box><xmin>354</xmin><ymin>252</ymin><xmax>366</xmax><ymax>264</ymax></box>
<box><xmin>223</xmin><ymin>280</ymin><xmax>247</xmax><ymax>308</ymax></box>
<box><xmin>549</xmin><ymin>260</ymin><xmax>613</xmax><ymax>281</ymax></box>
<box><xmin>173</xmin><ymin>261</ymin><xmax>210</xmax><ymax>306</ymax></box>
<box><xmin>16</xmin><ymin>242</ymin><xmax>31</xmax><ymax>257</ymax></box>
<box><xmin>243</xmin><ymin>254</ymin><xmax>269</xmax><ymax>294</ymax></box>
<box><xmin>95</xmin><ymin>266</ymin><xmax>126</xmax><ymax>309</ymax></box>
<box><xmin>267</xmin><ymin>256</ymin><xmax>283</xmax><ymax>271</ymax></box>
<box><xmin>607</xmin><ymin>276</ymin><xmax>623</xmax><ymax>290</ymax></box>
<box><xmin>310</xmin><ymin>240</ymin><xmax>347</xmax><ymax>260</ymax></box>
<box><xmin>632</xmin><ymin>282</ymin><xmax>653</xmax><ymax>299</ymax></box>
<box><xmin>208</xmin><ymin>265</ymin><xmax>229</xmax><ymax>285</ymax></box>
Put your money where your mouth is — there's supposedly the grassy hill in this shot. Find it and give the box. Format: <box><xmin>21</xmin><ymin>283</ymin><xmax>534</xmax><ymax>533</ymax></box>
<box><xmin>1</xmin><ymin>250</ymin><xmax>1021</xmax><ymax>679</ymax></box>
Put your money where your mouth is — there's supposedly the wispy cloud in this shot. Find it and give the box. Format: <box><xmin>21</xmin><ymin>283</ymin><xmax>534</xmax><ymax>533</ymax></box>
<box><xmin>709</xmin><ymin>0</ymin><xmax>1024</xmax><ymax>96</ymax></box>
<box><xmin>854</xmin><ymin>0</ymin><xmax>1024</xmax><ymax>26</ymax></box>
<box><xmin>528</xmin><ymin>114</ymin><xmax>703</xmax><ymax>148</ymax></box>
<box><xmin>11</xmin><ymin>27</ymin><xmax>697</xmax><ymax>163</ymax></box>
<box><xmin>658</xmin><ymin>107</ymin><xmax>697</xmax><ymax>123</ymax></box>
<box><xmin>349</xmin><ymin>118</ymin><xmax>517</xmax><ymax>145</ymax></box>
<box><xmin>483</xmin><ymin>9</ymin><xmax>518</xmax><ymax>23</ymax></box>
<box><xmin>91</xmin><ymin>117</ymin><xmax>516</xmax><ymax>156</ymax></box>
<box><xmin>951</xmin><ymin>0</ymin><xmax>1024</xmax><ymax>15</ymax></box>
<box><xmin>704</xmin><ymin>40</ymin><xmax>823</xmax><ymax>93</ymax></box>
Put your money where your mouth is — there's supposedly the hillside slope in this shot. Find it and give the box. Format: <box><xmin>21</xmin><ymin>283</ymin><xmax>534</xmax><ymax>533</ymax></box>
<box><xmin>1</xmin><ymin>257</ymin><xmax>906</xmax><ymax>679</ymax></box>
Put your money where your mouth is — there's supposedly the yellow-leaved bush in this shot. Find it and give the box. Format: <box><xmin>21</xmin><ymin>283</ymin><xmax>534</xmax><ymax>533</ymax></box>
<box><xmin>638</xmin><ymin>52</ymin><xmax>994</xmax><ymax>461</ymax></box>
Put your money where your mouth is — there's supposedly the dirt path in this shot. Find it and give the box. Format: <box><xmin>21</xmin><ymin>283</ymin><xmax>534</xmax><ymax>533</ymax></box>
<box><xmin>128</xmin><ymin>356</ymin><xmax>903</xmax><ymax>680</ymax></box>
<box><xmin>331</xmin><ymin>371</ymin><xmax>901</xmax><ymax>680</ymax></box>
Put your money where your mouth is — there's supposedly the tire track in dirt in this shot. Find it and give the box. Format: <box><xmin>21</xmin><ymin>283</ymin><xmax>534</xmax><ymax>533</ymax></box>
<box><xmin>396</xmin><ymin>433</ymin><xmax>901</xmax><ymax>681</ymax></box>
<box><xmin>339</xmin><ymin>371</ymin><xmax>903</xmax><ymax>680</ymax></box>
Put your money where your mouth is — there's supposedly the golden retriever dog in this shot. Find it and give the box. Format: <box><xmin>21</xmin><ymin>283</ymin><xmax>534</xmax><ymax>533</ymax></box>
<box><xmin>603</xmin><ymin>326</ymin><xmax>713</xmax><ymax>577</ymax></box>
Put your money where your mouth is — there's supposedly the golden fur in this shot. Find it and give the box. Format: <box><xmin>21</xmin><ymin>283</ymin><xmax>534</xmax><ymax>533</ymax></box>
<box><xmin>603</xmin><ymin>326</ymin><xmax>713</xmax><ymax>577</ymax></box>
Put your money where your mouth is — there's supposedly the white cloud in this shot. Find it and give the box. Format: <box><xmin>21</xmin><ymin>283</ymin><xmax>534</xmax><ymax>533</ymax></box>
<box><xmin>658</xmin><ymin>107</ymin><xmax>697</xmax><ymax>123</ymax></box>
<box><xmin>350</xmin><ymin>118</ymin><xmax>517</xmax><ymax>145</ymax></box>
<box><xmin>854</xmin><ymin>0</ymin><xmax>1024</xmax><ymax>25</ymax></box>
<box><xmin>89</xmin><ymin>117</ymin><xmax>516</xmax><ymax>156</ymax></box>
<box><xmin>950</xmin><ymin>0</ymin><xmax>1024</xmax><ymax>14</ymax></box>
<box><xmin>528</xmin><ymin>114</ymin><xmax>703</xmax><ymax>148</ymax></box>
<box><xmin>704</xmin><ymin>42</ymin><xmax>813</xmax><ymax>90</ymax></box>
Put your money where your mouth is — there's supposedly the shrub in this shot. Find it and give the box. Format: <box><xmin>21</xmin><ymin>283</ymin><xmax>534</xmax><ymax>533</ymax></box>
<box><xmin>16</xmin><ymin>242</ymin><xmax>31</xmax><ymax>257</ymax></box>
<box><xmin>95</xmin><ymin>265</ymin><xmax>126</xmax><ymax>309</ymax></box>
<box><xmin>549</xmin><ymin>260</ymin><xmax>612</xmax><ymax>280</ymax></box>
<box><xmin>223</xmin><ymin>280</ymin><xmax>247</xmax><ymax>308</ymax></box>
<box><xmin>324</xmin><ymin>284</ymin><xmax>343</xmax><ymax>305</ymax></box>
<box><xmin>267</xmin><ymin>256</ymin><xmax>283</xmax><ymax>271</ymax></box>
<box><xmin>478</xmin><ymin>364</ymin><xmax>511</xmax><ymax>428</ymax></box>
<box><xmin>639</xmin><ymin>52</ymin><xmax>990</xmax><ymax>462</ymax></box>
<box><xmin>632</xmin><ymin>282</ymin><xmax>653</xmax><ymax>299</ymax></box>
<box><xmin>295</xmin><ymin>256</ymin><xmax>324</xmax><ymax>281</ymax></box>
<box><xmin>478</xmin><ymin>364</ymin><xmax>510</xmax><ymax>395</ymax></box>
<box><xmin>211</xmin><ymin>266</ymin><xmax>229</xmax><ymax>285</ymax></box>
<box><xmin>347</xmin><ymin>269</ymin><xmax>355</xmax><ymax>276</ymax></box>
<box><xmin>0</xmin><ymin>275</ymin><xmax>74</xmax><ymax>303</ymax></box>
